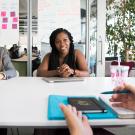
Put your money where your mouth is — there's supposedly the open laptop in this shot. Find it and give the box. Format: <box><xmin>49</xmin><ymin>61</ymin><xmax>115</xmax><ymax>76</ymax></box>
<box><xmin>42</xmin><ymin>77</ymin><xmax>84</xmax><ymax>83</ymax></box>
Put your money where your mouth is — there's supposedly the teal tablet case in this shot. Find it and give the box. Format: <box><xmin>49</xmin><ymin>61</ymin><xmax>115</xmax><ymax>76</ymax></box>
<box><xmin>48</xmin><ymin>95</ymin><xmax>118</xmax><ymax>120</ymax></box>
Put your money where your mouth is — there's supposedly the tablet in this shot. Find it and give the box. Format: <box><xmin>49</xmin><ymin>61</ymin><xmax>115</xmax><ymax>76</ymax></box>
<box><xmin>42</xmin><ymin>77</ymin><xmax>84</xmax><ymax>83</ymax></box>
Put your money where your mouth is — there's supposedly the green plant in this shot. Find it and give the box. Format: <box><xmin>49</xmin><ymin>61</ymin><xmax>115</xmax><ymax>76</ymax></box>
<box><xmin>106</xmin><ymin>0</ymin><xmax>135</xmax><ymax>61</ymax></box>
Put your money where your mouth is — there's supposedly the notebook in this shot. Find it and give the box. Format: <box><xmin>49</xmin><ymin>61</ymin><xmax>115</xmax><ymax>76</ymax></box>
<box><xmin>43</xmin><ymin>77</ymin><xmax>84</xmax><ymax>83</ymax></box>
<box><xmin>68</xmin><ymin>97</ymin><xmax>107</xmax><ymax>113</ymax></box>
<box><xmin>100</xmin><ymin>94</ymin><xmax>135</xmax><ymax>119</ymax></box>
<box><xmin>48</xmin><ymin>95</ymin><xmax>117</xmax><ymax>120</ymax></box>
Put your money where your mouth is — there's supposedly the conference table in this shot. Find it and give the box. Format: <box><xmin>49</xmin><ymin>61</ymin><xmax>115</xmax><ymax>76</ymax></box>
<box><xmin>0</xmin><ymin>77</ymin><xmax>135</xmax><ymax>128</ymax></box>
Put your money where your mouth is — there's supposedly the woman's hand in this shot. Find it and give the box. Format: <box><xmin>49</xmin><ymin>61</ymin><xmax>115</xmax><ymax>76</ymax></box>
<box><xmin>110</xmin><ymin>83</ymin><xmax>135</xmax><ymax>111</ymax></box>
<box><xmin>57</xmin><ymin>64</ymin><xmax>74</xmax><ymax>77</ymax></box>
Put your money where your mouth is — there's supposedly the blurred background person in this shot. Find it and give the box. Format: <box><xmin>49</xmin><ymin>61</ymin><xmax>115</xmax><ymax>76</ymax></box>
<box><xmin>9</xmin><ymin>44</ymin><xmax>20</xmax><ymax>59</ymax></box>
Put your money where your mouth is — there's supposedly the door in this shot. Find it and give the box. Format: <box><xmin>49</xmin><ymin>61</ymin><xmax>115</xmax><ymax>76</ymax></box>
<box><xmin>88</xmin><ymin>0</ymin><xmax>106</xmax><ymax>76</ymax></box>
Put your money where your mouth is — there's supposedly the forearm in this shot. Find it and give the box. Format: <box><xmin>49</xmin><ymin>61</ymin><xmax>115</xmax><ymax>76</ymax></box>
<box><xmin>74</xmin><ymin>69</ymin><xmax>89</xmax><ymax>77</ymax></box>
<box><xmin>4</xmin><ymin>69</ymin><xmax>16</xmax><ymax>79</ymax></box>
<box><xmin>37</xmin><ymin>69</ymin><xmax>59</xmax><ymax>77</ymax></box>
<box><xmin>3</xmin><ymin>63</ymin><xmax>17</xmax><ymax>79</ymax></box>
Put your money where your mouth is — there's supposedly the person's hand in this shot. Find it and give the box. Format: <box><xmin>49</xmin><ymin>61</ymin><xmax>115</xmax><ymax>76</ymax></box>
<box><xmin>110</xmin><ymin>83</ymin><xmax>135</xmax><ymax>111</ymax></box>
<box><xmin>57</xmin><ymin>64</ymin><xmax>74</xmax><ymax>77</ymax></box>
<box><xmin>59</xmin><ymin>104</ymin><xmax>93</xmax><ymax>135</ymax></box>
<box><xmin>0</xmin><ymin>73</ymin><xmax>5</xmax><ymax>80</ymax></box>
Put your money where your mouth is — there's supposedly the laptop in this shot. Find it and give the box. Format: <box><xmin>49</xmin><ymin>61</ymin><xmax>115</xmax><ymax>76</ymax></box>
<box><xmin>42</xmin><ymin>77</ymin><xmax>84</xmax><ymax>83</ymax></box>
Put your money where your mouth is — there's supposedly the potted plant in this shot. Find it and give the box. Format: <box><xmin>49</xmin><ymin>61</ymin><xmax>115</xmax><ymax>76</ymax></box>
<box><xmin>106</xmin><ymin>0</ymin><xmax>135</xmax><ymax>61</ymax></box>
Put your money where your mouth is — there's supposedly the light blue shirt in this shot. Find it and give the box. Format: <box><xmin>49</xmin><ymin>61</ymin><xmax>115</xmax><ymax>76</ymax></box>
<box><xmin>0</xmin><ymin>47</ymin><xmax>16</xmax><ymax>79</ymax></box>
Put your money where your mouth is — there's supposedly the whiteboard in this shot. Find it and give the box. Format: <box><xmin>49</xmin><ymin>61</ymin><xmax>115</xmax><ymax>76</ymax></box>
<box><xmin>38</xmin><ymin>0</ymin><xmax>81</xmax><ymax>43</ymax></box>
<box><xmin>0</xmin><ymin>0</ymin><xmax>19</xmax><ymax>47</ymax></box>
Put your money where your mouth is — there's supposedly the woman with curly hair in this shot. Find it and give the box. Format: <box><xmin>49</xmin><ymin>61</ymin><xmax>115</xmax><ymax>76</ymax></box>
<box><xmin>37</xmin><ymin>28</ymin><xmax>89</xmax><ymax>77</ymax></box>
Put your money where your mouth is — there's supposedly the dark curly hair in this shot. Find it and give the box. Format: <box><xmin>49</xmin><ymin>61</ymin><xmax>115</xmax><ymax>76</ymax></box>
<box><xmin>48</xmin><ymin>28</ymin><xmax>76</xmax><ymax>70</ymax></box>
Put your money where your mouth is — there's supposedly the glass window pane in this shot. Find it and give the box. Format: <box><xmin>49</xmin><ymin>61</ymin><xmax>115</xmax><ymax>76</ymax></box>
<box><xmin>38</xmin><ymin>0</ymin><xmax>86</xmax><ymax>61</ymax></box>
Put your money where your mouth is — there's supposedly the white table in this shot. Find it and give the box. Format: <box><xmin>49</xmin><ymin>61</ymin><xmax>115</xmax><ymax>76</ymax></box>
<box><xmin>0</xmin><ymin>77</ymin><xmax>135</xmax><ymax>127</ymax></box>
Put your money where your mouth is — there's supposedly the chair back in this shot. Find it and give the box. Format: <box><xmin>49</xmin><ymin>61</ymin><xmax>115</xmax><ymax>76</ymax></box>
<box><xmin>33</xmin><ymin>69</ymin><xmax>37</xmax><ymax>77</ymax></box>
<box><xmin>16</xmin><ymin>70</ymin><xmax>19</xmax><ymax>77</ymax></box>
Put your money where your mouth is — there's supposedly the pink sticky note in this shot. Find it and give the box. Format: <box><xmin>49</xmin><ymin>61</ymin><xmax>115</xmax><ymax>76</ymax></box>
<box><xmin>3</xmin><ymin>18</ymin><xmax>8</xmax><ymax>23</ymax></box>
<box><xmin>12</xmin><ymin>24</ymin><xmax>17</xmax><ymax>29</ymax></box>
<box><xmin>13</xmin><ymin>17</ymin><xmax>18</xmax><ymax>22</ymax></box>
<box><xmin>1</xmin><ymin>11</ymin><xmax>6</xmax><ymax>17</ymax></box>
<box><xmin>10</xmin><ymin>12</ymin><xmax>15</xmax><ymax>17</ymax></box>
<box><xmin>2</xmin><ymin>24</ymin><xmax>7</xmax><ymax>29</ymax></box>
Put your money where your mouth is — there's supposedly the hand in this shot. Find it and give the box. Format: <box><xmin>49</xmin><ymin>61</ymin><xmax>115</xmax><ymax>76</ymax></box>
<box><xmin>58</xmin><ymin>64</ymin><xmax>74</xmax><ymax>77</ymax></box>
<box><xmin>59</xmin><ymin>104</ymin><xmax>93</xmax><ymax>135</ymax></box>
<box><xmin>110</xmin><ymin>83</ymin><xmax>135</xmax><ymax>111</ymax></box>
<box><xmin>0</xmin><ymin>73</ymin><xmax>5</xmax><ymax>80</ymax></box>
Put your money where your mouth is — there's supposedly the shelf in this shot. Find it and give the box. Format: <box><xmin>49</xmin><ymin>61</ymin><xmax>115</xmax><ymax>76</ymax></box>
<box><xmin>19</xmin><ymin>16</ymin><xmax>38</xmax><ymax>33</ymax></box>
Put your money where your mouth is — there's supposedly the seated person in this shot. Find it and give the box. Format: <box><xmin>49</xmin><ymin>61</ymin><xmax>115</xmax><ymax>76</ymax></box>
<box><xmin>9</xmin><ymin>44</ymin><xmax>20</xmax><ymax>59</ymax></box>
<box><xmin>32</xmin><ymin>46</ymin><xmax>39</xmax><ymax>57</ymax></box>
<box><xmin>0</xmin><ymin>47</ymin><xmax>16</xmax><ymax>79</ymax></box>
<box><xmin>37</xmin><ymin>28</ymin><xmax>89</xmax><ymax>77</ymax></box>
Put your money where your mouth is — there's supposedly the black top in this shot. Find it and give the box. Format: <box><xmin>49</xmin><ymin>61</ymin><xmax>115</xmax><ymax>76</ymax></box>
<box><xmin>48</xmin><ymin>51</ymin><xmax>78</xmax><ymax>71</ymax></box>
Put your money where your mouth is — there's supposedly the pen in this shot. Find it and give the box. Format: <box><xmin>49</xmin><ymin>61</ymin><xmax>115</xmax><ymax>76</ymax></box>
<box><xmin>101</xmin><ymin>89</ymin><xmax>130</xmax><ymax>94</ymax></box>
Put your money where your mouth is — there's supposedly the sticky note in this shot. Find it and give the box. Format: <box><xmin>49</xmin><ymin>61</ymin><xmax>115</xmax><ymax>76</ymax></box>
<box><xmin>10</xmin><ymin>12</ymin><xmax>15</xmax><ymax>17</ymax></box>
<box><xmin>13</xmin><ymin>17</ymin><xmax>18</xmax><ymax>22</ymax></box>
<box><xmin>1</xmin><ymin>11</ymin><xmax>6</xmax><ymax>17</ymax></box>
<box><xmin>12</xmin><ymin>24</ymin><xmax>17</xmax><ymax>29</ymax></box>
<box><xmin>2</xmin><ymin>24</ymin><xmax>7</xmax><ymax>29</ymax></box>
<box><xmin>3</xmin><ymin>18</ymin><xmax>8</xmax><ymax>23</ymax></box>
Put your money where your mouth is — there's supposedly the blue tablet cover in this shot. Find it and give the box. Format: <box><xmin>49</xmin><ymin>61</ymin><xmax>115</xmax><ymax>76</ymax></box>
<box><xmin>48</xmin><ymin>95</ymin><xmax>118</xmax><ymax>120</ymax></box>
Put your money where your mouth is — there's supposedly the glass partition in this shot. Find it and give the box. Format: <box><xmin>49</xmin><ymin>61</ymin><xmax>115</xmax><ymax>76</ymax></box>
<box><xmin>1</xmin><ymin>0</ymin><xmax>106</xmax><ymax>77</ymax></box>
<box><xmin>38</xmin><ymin>0</ymin><xmax>86</xmax><ymax>61</ymax></box>
<box><xmin>0</xmin><ymin>0</ymin><xmax>28</xmax><ymax>76</ymax></box>
<box><xmin>89</xmin><ymin>0</ymin><xmax>97</xmax><ymax>76</ymax></box>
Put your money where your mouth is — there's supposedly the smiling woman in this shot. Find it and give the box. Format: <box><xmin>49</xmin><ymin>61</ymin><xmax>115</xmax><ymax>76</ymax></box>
<box><xmin>37</xmin><ymin>28</ymin><xmax>89</xmax><ymax>77</ymax></box>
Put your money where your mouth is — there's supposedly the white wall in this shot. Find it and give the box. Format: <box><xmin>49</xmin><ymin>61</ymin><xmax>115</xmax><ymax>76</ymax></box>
<box><xmin>0</xmin><ymin>0</ymin><xmax>19</xmax><ymax>48</ymax></box>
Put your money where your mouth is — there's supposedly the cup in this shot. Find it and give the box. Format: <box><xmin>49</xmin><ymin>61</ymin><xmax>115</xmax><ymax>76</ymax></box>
<box><xmin>110</xmin><ymin>65</ymin><xmax>129</xmax><ymax>88</ymax></box>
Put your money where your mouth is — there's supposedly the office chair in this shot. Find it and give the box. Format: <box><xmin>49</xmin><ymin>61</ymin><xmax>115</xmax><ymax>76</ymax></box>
<box><xmin>33</xmin><ymin>69</ymin><xmax>37</xmax><ymax>77</ymax></box>
<box><xmin>16</xmin><ymin>70</ymin><xmax>19</xmax><ymax>77</ymax></box>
